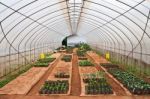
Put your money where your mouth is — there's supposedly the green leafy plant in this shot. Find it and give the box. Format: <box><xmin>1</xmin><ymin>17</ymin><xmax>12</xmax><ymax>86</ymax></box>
<box><xmin>79</xmin><ymin>60</ymin><xmax>94</xmax><ymax>66</ymax></box>
<box><xmin>55</xmin><ymin>72</ymin><xmax>70</xmax><ymax>78</ymax></box>
<box><xmin>34</xmin><ymin>57</ymin><xmax>56</xmax><ymax>67</ymax></box>
<box><xmin>34</xmin><ymin>62</ymin><xmax>49</xmax><ymax>67</ymax></box>
<box><xmin>37</xmin><ymin>58</ymin><xmax>55</xmax><ymax>63</ymax></box>
<box><xmin>77</xmin><ymin>50</ymin><xmax>86</xmax><ymax>57</ymax></box>
<box><xmin>85</xmin><ymin>78</ymin><xmax>113</xmax><ymax>94</ymax></box>
<box><xmin>76</xmin><ymin>43</ymin><xmax>91</xmax><ymax>57</ymax></box>
<box><xmin>45</xmin><ymin>53</ymin><xmax>52</xmax><ymax>58</ymax></box>
<box><xmin>39</xmin><ymin>80</ymin><xmax>69</xmax><ymax>94</ymax></box>
<box><xmin>61</xmin><ymin>55</ymin><xmax>72</xmax><ymax>62</ymax></box>
<box><xmin>76</xmin><ymin>43</ymin><xmax>91</xmax><ymax>51</ymax></box>
<box><xmin>108</xmin><ymin>68</ymin><xmax>150</xmax><ymax>95</ymax></box>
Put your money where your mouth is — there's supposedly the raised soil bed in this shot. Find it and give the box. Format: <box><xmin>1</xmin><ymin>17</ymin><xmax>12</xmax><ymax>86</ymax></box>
<box><xmin>39</xmin><ymin>80</ymin><xmax>69</xmax><ymax>94</ymax></box>
<box><xmin>79</xmin><ymin>66</ymin><xmax>114</xmax><ymax>96</ymax></box>
<box><xmin>79</xmin><ymin>60</ymin><xmax>94</xmax><ymax>67</ymax></box>
<box><xmin>85</xmin><ymin>78</ymin><xmax>113</xmax><ymax>95</ymax></box>
<box><xmin>0</xmin><ymin>67</ymin><xmax>48</xmax><ymax>94</ymax></box>
<box><xmin>42</xmin><ymin>54</ymin><xmax>72</xmax><ymax>95</ymax></box>
<box><xmin>87</xmin><ymin>52</ymin><xmax>129</xmax><ymax>95</ymax></box>
<box><xmin>108</xmin><ymin>68</ymin><xmax>150</xmax><ymax>95</ymax></box>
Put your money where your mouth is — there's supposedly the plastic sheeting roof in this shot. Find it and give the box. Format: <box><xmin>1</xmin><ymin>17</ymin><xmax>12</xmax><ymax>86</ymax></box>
<box><xmin>0</xmin><ymin>0</ymin><xmax>150</xmax><ymax>63</ymax></box>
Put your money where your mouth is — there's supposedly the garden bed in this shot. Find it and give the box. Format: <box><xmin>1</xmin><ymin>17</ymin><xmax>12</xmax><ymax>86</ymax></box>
<box><xmin>0</xmin><ymin>67</ymin><xmax>48</xmax><ymax>94</ymax></box>
<box><xmin>79</xmin><ymin>60</ymin><xmax>94</xmax><ymax>67</ymax></box>
<box><xmin>61</xmin><ymin>55</ymin><xmax>72</xmax><ymax>62</ymax></box>
<box><xmin>87</xmin><ymin>51</ymin><xmax>129</xmax><ymax>95</ymax></box>
<box><xmin>85</xmin><ymin>78</ymin><xmax>113</xmax><ymax>95</ymax></box>
<box><xmin>39</xmin><ymin>80</ymin><xmax>69</xmax><ymax>94</ymax></box>
<box><xmin>108</xmin><ymin>68</ymin><xmax>150</xmax><ymax>95</ymax></box>
<box><xmin>33</xmin><ymin>53</ymin><xmax>61</xmax><ymax>67</ymax></box>
<box><xmin>79</xmin><ymin>66</ymin><xmax>114</xmax><ymax>96</ymax></box>
<box><xmin>99</xmin><ymin>61</ymin><xmax>150</xmax><ymax>95</ymax></box>
<box><xmin>34</xmin><ymin>58</ymin><xmax>56</xmax><ymax>67</ymax></box>
<box><xmin>40</xmin><ymin>54</ymin><xmax>72</xmax><ymax>95</ymax></box>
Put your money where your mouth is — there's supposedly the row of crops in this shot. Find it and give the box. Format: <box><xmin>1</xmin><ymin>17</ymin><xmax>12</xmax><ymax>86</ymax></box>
<box><xmin>38</xmin><ymin>54</ymin><xmax>72</xmax><ymax>94</ymax></box>
<box><xmin>101</xmin><ymin>63</ymin><xmax>150</xmax><ymax>95</ymax></box>
<box><xmin>34</xmin><ymin>53</ymin><xmax>56</xmax><ymax>67</ymax></box>
<box><xmin>39</xmin><ymin>80</ymin><xmax>69</xmax><ymax>94</ymax></box>
<box><xmin>78</xmin><ymin>51</ymin><xmax>114</xmax><ymax>95</ymax></box>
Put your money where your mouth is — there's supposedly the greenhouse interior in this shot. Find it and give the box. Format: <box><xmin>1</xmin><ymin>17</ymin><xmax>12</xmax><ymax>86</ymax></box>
<box><xmin>0</xmin><ymin>0</ymin><xmax>150</xmax><ymax>99</ymax></box>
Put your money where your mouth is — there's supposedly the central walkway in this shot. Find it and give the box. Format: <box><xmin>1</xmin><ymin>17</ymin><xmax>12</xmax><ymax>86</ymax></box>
<box><xmin>70</xmin><ymin>53</ymin><xmax>81</xmax><ymax>96</ymax></box>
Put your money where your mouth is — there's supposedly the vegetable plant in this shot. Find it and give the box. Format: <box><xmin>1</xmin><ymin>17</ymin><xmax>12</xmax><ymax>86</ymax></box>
<box><xmin>76</xmin><ymin>43</ymin><xmax>91</xmax><ymax>51</ymax></box>
<box><xmin>85</xmin><ymin>78</ymin><xmax>113</xmax><ymax>94</ymax></box>
<box><xmin>108</xmin><ymin>68</ymin><xmax>150</xmax><ymax>95</ymax></box>
<box><xmin>34</xmin><ymin>57</ymin><xmax>56</xmax><ymax>67</ymax></box>
<box><xmin>77</xmin><ymin>50</ymin><xmax>86</xmax><ymax>57</ymax></box>
<box><xmin>39</xmin><ymin>80</ymin><xmax>69</xmax><ymax>94</ymax></box>
<box><xmin>79</xmin><ymin>60</ymin><xmax>94</xmax><ymax>66</ymax></box>
<box><xmin>61</xmin><ymin>55</ymin><xmax>72</xmax><ymax>62</ymax></box>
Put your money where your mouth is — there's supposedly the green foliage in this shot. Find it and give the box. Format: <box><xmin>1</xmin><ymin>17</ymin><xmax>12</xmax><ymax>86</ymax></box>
<box><xmin>37</xmin><ymin>58</ymin><xmax>55</xmax><ymax>63</ymax></box>
<box><xmin>85</xmin><ymin>78</ymin><xmax>113</xmax><ymax>94</ymax></box>
<box><xmin>0</xmin><ymin>64</ymin><xmax>32</xmax><ymax>88</ymax></box>
<box><xmin>34</xmin><ymin>62</ymin><xmax>49</xmax><ymax>67</ymax></box>
<box><xmin>76</xmin><ymin>43</ymin><xmax>91</xmax><ymax>57</ymax></box>
<box><xmin>45</xmin><ymin>53</ymin><xmax>52</xmax><ymax>58</ymax></box>
<box><xmin>77</xmin><ymin>50</ymin><xmax>86</xmax><ymax>57</ymax></box>
<box><xmin>34</xmin><ymin>56</ymin><xmax>56</xmax><ymax>67</ymax></box>
<box><xmin>39</xmin><ymin>80</ymin><xmax>69</xmax><ymax>94</ymax></box>
<box><xmin>76</xmin><ymin>43</ymin><xmax>91</xmax><ymax>51</ymax></box>
<box><xmin>108</xmin><ymin>68</ymin><xmax>150</xmax><ymax>95</ymax></box>
<box><xmin>61</xmin><ymin>55</ymin><xmax>72</xmax><ymax>62</ymax></box>
<box><xmin>79</xmin><ymin>60</ymin><xmax>94</xmax><ymax>66</ymax></box>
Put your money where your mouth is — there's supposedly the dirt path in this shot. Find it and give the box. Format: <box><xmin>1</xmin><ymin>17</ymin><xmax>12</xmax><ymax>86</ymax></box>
<box><xmin>27</xmin><ymin>55</ymin><xmax>61</xmax><ymax>95</ymax></box>
<box><xmin>1</xmin><ymin>94</ymin><xmax>149</xmax><ymax>99</ymax></box>
<box><xmin>70</xmin><ymin>53</ymin><xmax>81</xmax><ymax>96</ymax></box>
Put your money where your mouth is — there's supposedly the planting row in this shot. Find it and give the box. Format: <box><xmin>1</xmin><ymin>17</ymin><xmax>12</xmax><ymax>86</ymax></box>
<box><xmin>81</xmin><ymin>71</ymin><xmax>113</xmax><ymax>95</ymax></box>
<box><xmin>76</xmin><ymin>43</ymin><xmax>91</xmax><ymax>57</ymax></box>
<box><xmin>85</xmin><ymin>78</ymin><xmax>113</xmax><ymax>94</ymax></box>
<box><xmin>34</xmin><ymin>58</ymin><xmax>56</xmax><ymax>67</ymax></box>
<box><xmin>108</xmin><ymin>68</ymin><xmax>150</xmax><ymax>95</ymax></box>
<box><xmin>39</xmin><ymin>80</ymin><xmax>69</xmax><ymax>94</ymax></box>
<box><xmin>79</xmin><ymin>60</ymin><xmax>94</xmax><ymax>66</ymax></box>
<box><xmin>34</xmin><ymin>54</ymin><xmax>56</xmax><ymax>67</ymax></box>
<box><xmin>61</xmin><ymin>55</ymin><xmax>72</xmax><ymax>62</ymax></box>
